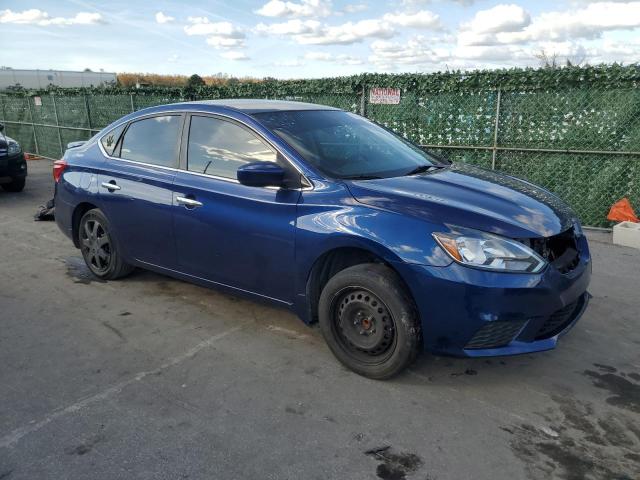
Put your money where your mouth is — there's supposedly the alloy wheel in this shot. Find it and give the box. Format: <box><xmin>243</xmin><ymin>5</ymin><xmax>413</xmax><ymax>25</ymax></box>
<box><xmin>80</xmin><ymin>216</ymin><xmax>112</xmax><ymax>274</ymax></box>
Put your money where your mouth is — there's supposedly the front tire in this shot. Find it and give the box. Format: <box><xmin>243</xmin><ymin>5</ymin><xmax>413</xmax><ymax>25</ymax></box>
<box><xmin>78</xmin><ymin>208</ymin><xmax>134</xmax><ymax>280</ymax></box>
<box><xmin>1</xmin><ymin>177</ymin><xmax>25</xmax><ymax>192</ymax></box>
<box><xmin>318</xmin><ymin>263</ymin><xmax>421</xmax><ymax>379</ymax></box>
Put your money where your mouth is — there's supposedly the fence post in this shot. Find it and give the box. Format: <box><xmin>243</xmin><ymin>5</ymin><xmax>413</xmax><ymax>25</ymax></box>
<box><xmin>0</xmin><ymin>95</ymin><xmax>5</xmax><ymax>125</ymax></box>
<box><xmin>51</xmin><ymin>94</ymin><xmax>64</xmax><ymax>158</ymax></box>
<box><xmin>84</xmin><ymin>94</ymin><xmax>92</xmax><ymax>135</ymax></box>
<box><xmin>129</xmin><ymin>93</ymin><xmax>135</xmax><ymax>113</ymax></box>
<box><xmin>26</xmin><ymin>96</ymin><xmax>40</xmax><ymax>155</ymax></box>
<box><xmin>360</xmin><ymin>86</ymin><xmax>366</xmax><ymax>117</ymax></box>
<box><xmin>491</xmin><ymin>88</ymin><xmax>501</xmax><ymax>170</ymax></box>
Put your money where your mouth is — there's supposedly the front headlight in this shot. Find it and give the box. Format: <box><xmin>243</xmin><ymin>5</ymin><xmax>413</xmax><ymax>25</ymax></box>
<box><xmin>433</xmin><ymin>227</ymin><xmax>547</xmax><ymax>273</ymax></box>
<box><xmin>7</xmin><ymin>141</ymin><xmax>21</xmax><ymax>155</ymax></box>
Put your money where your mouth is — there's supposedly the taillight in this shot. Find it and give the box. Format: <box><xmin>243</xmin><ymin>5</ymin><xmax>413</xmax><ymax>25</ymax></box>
<box><xmin>53</xmin><ymin>159</ymin><xmax>68</xmax><ymax>183</ymax></box>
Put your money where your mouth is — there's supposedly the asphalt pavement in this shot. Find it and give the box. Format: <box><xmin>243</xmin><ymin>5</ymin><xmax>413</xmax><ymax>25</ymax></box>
<box><xmin>1</xmin><ymin>159</ymin><xmax>638</xmax><ymax>479</ymax></box>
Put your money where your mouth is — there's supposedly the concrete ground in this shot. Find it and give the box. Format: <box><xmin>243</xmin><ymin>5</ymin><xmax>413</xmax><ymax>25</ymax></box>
<box><xmin>1</xmin><ymin>159</ymin><xmax>638</xmax><ymax>480</ymax></box>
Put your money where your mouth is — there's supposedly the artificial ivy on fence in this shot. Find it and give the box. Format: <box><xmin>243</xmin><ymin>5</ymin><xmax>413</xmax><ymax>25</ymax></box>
<box><xmin>1</xmin><ymin>64</ymin><xmax>639</xmax><ymax>228</ymax></box>
<box><xmin>3</xmin><ymin>64</ymin><xmax>639</xmax><ymax>98</ymax></box>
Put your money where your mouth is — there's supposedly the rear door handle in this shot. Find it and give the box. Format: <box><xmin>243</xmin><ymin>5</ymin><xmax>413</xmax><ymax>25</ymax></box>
<box><xmin>176</xmin><ymin>196</ymin><xmax>203</xmax><ymax>208</ymax></box>
<box><xmin>101</xmin><ymin>181</ymin><xmax>121</xmax><ymax>191</ymax></box>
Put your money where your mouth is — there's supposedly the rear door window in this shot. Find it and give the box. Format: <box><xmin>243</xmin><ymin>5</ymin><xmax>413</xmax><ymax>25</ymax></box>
<box><xmin>119</xmin><ymin>115</ymin><xmax>182</xmax><ymax>168</ymax></box>
<box><xmin>186</xmin><ymin>115</ymin><xmax>277</xmax><ymax>179</ymax></box>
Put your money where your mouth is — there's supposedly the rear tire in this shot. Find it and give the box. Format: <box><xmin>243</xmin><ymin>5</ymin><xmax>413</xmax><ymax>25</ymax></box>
<box><xmin>78</xmin><ymin>208</ymin><xmax>134</xmax><ymax>280</ymax></box>
<box><xmin>1</xmin><ymin>177</ymin><xmax>25</xmax><ymax>192</ymax></box>
<box><xmin>318</xmin><ymin>263</ymin><xmax>421</xmax><ymax>379</ymax></box>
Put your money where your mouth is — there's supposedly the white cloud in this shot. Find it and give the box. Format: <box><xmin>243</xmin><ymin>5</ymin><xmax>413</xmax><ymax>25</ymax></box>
<box><xmin>305</xmin><ymin>51</ymin><xmax>363</xmax><ymax>64</ymax></box>
<box><xmin>383</xmin><ymin>10</ymin><xmax>441</xmax><ymax>29</ymax></box>
<box><xmin>401</xmin><ymin>0</ymin><xmax>474</xmax><ymax>7</ymax></box>
<box><xmin>0</xmin><ymin>9</ymin><xmax>104</xmax><ymax>26</ymax></box>
<box><xmin>257</xmin><ymin>18</ymin><xmax>393</xmax><ymax>44</ymax></box>
<box><xmin>343</xmin><ymin>3</ymin><xmax>368</xmax><ymax>13</ymax></box>
<box><xmin>256</xmin><ymin>9</ymin><xmax>440</xmax><ymax>46</ymax></box>
<box><xmin>462</xmin><ymin>4</ymin><xmax>530</xmax><ymax>34</ymax></box>
<box><xmin>185</xmin><ymin>17</ymin><xmax>247</xmax><ymax>52</ymax></box>
<box><xmin>184</xmin><ymin>17</ymin><xmax>245</xmax><ymax>38</ymax></box>
<box><xmin>297</xmin><ymin>19</ymin><xmax>395</xmax><ymax>44</ymax></box>
<box><xmin>304</xmin><ymin>51</ymin><xmax>332</xmax><ymax>60</ymax></box>
<box><xmin>206</xmin><ymin>36</ymin><xmax>245</xmax><ymax>48</ymax></box>
<box><xmin>452</xmin><ymin>44</ymin><xmax>528</xmax><ymax>62</ymax></box>
<box><xmin>370</xmin><ymin>36</ymin><xmax>446</xmax><ymax>66</ymax></box>
<box><xmin>520</xmin><ymin>2</ymin><xmax>640</xmax><ymax>41</ymax></box>
<box><xmin>220</xmin><ymin>51</ymin><xmax>250</xmax><ymax>60</ymax></box>
<box><xmin>155</xmin><ymin>12</ymin><xmax>174</xmax><ymax>24</ymax></box>
<box><xmin>255</xmin><ymin>0</ymin><xmax>331</xmax><ymax>18</ymax></box>
<box><xmin>255</xmin><ymin>19</ymin><xmax>322</xmax><ymax>35</ymax></box>
<box><xmin>460</xmin><ymin>2</ymin><xmax>640</xmax><ymax>46</ymax></box>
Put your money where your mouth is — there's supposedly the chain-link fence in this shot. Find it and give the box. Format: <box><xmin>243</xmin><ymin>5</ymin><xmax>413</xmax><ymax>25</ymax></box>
<box><xmin>1</xmin><ymin>82</ymin><xmax>639</xmax><ymax>228</ymax></box>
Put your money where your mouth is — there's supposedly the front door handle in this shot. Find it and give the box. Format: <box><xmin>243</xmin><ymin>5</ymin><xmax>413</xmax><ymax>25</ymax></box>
<box><xmin>176</xmin><ymin>196</ymin><xmax>203</xmax><ymax>208</ymax></box>
<box><xmin>101</xmin><ymin>181</ymin><xmax>121</xmax><ymax>192</ymax></box>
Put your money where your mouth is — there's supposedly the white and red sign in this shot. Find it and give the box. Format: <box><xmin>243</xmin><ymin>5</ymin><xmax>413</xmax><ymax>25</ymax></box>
<box><xmin>369</xmin><ymin>87</ymin><xmax>401</xmax><ymax>105</ymax></box>
<box><xmin>33</xmin><ymin>96</ymin><xmax>42</xmax><ymax>107</ymax></box>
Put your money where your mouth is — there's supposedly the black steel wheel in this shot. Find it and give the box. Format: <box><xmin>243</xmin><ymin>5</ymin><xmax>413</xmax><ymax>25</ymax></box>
<box><xmin>333</xmin><ymin>288</ymin><xmax>397</xmax><ymax>365</ymax></box>
<box><xmin>318</xmin><ymin>263</ymin><xmax>421</xmax><ymax>379</ymax></box>
<box><xmin>78</xmin><ymin>209</ymin><xmax>134</xmax><ymax>280</ymax></box>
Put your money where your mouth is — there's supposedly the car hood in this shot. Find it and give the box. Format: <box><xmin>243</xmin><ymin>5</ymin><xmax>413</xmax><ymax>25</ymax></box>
<box><xmin>346</xmin><ymin>163</ymin><xmax>575</xmax><ymax>238</ymax></box>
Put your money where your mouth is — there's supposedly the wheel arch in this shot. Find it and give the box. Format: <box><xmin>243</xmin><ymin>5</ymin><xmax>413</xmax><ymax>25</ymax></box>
<box><xmin>71</xmin><ymin>202</ymin><xmax>98</xmax><ymax>248</ymax></box>
<box><xmin>303</xmin><ymin>241</ymin><xmax>416</xmax><ymax>325</ymax></box>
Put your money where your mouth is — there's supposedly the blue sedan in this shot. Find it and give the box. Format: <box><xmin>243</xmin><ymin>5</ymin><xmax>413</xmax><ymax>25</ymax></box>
<box><xmin>54</xmin><ymin>100</ymin><xmax>591</xmax><ymax>379</ymax></box>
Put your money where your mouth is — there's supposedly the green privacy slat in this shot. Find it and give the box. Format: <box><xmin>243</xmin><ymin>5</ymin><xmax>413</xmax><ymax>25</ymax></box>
<box><xmin>1</xmin><ymin>67</ymin><xmax>639</xmax><ymax>228</ymax></box>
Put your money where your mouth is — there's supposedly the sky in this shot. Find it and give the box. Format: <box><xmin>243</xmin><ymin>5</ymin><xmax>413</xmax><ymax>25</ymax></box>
<box><xmin>0</xmin><ymin>0</ymin><xmax>639</xmax><ymax>78</ymax></box>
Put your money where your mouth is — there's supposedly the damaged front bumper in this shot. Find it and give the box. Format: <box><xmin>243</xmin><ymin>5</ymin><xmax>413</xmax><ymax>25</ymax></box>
<box><xmin>394</xmin><ymin>235</ymin><xmax>592</xmax><ymax>358</ymax></box>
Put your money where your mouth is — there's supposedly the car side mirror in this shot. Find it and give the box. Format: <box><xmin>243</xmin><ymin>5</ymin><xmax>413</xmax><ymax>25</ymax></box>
<box><xmin>237</xmin><ymin>161</ymin><xmax>286</xmax><ymax>188</ymax></box>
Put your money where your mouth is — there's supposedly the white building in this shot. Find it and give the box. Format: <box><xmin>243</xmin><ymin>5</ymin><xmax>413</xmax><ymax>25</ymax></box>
<box><xmin>0</xmin><ymin>68</ymin><xmax>117</xmax><ymax>90</ymax></box>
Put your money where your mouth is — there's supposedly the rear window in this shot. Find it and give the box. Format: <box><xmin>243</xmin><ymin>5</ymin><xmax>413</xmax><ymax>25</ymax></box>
<box><xmin>119</xmin><ymin>115</ymin><xmax>182</xmax><ymax>168</ymax></box>
<box><xmin>100</xmin><ymin>123</ymin><xmax>125</xmax><ymax>156</ymax></box>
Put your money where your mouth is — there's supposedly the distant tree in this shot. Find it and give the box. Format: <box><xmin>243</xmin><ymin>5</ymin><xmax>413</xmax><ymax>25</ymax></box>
<box><xmin>186</xmin><ymin>74</ymin><xmax>205</xmax><ymax>88</ymax></box>
<box><xmin>84</xmin><ymin>68</ymin><xmax>93</xmax><ymax>72</ymax></box>
<box><xmin>535</xmin><ymin>49</ymin><xmax>586</xmax><ymax>68</ymax></box>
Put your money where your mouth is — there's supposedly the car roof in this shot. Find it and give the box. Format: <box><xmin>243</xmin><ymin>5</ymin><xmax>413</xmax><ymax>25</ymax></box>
<box><xmin>188</xmin><ymin>99</ymin><xmax>340</xmax><ymax>114</ymax></box>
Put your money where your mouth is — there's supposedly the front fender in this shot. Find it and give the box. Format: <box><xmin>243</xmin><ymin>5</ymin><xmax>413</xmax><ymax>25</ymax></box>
<box><xmin>296</xmin><ymin>202</ymin><xmax>451</xmax><ymax>270</ymax></box>
<box><xmin>293</xmin><ymin>188</ymin><xmax>452</xmax><ymax>321</ymax></box>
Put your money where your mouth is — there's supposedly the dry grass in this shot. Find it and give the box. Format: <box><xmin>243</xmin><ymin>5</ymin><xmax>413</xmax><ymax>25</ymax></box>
<box><xmin>117</xmin><ymin>73</ymin><xmax>262</xmax><ymax>87</ymax></box>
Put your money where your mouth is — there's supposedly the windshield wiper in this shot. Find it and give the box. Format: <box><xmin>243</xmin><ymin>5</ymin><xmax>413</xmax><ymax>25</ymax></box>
<box><xmin>404</xmin><ymin>165</ymin><xmax>445</xmax><ymax>176</ymax></box>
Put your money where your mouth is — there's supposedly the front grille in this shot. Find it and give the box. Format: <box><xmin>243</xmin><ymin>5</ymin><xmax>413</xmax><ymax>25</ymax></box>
<box><xmin>535</xmin><ymin>298</ymin><xmax>581</xmax><ymax>340</ymax></box>
<box><xmin>0</xmin><ymin>148</ymin><xmax>7</xmax><ymax>157</ymax></box>
<box><xmin>521</xmin><ymin>227</ymin><xmax>580</xmax><ymax>274</ymax></box>
<box><xmin>465</xmin><ymin>320</ymin><xmax>526</xmax><ymax>349</ymax></box>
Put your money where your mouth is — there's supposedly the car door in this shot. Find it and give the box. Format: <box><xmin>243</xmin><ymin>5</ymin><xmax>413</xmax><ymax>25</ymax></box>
<box><xmin>98</xmin><ymin>113</ymin><xmax>183</xmax><ymax>268</ymax></box>
<box><xmin>172</xmin><ymin>113</ymin><xmax>301</xmax><ymax>303</ymax></box>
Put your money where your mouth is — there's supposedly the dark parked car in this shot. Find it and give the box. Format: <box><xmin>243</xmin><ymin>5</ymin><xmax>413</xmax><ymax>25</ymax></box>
<box><xmin>0</xmin><ymin>123</ymin><xmax>27</xmax><ymax>192</ymax></box>
<box><xmin>54</xmin><ymin>100</ymin><xmax>591</xmax><ymax>379</ymax></box>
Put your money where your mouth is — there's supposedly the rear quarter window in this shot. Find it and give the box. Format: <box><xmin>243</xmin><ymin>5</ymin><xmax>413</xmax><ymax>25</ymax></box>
<box><xmin>100</xmin><ymin>123</ymin><xmax>126</xmax><ymax>156</ymax></box>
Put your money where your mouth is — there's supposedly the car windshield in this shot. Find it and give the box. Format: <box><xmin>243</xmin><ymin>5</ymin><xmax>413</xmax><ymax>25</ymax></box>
<box><xmin>253</xmin><ymin>110</ymin><xmax>442</xmax><ymax>179</ymax></box>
